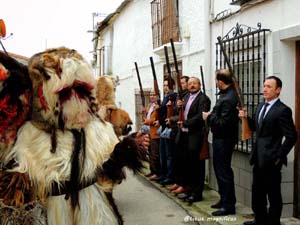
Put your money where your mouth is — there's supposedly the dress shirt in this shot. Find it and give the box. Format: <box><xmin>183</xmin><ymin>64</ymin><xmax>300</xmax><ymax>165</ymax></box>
<box><xmin>258</xmin><ymin>97</ymin><xmax>279</xmax><ymax>121</ymax></box>
<box><xmin>146</xmin><ymin>103</ymin><xmax>156</xmax><ymax>119</ymax></box>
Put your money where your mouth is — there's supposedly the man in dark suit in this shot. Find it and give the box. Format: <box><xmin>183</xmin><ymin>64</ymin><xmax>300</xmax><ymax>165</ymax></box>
<box><xmin>156</xmin><ymin>78</ymin><xmax>177</xmax><ymax>185</ymax></box>
<box><xmin>240</xmin><ymin>76</ymin><xmax>297</xmax><ymax>225</ymax></box>
<box><xmin>203</xmin><ymin>69</ymin><xmax>239</xmax><ymax>216</ymax></box>
<box><xmin>176</xmin><ymin>76</ymin><xmax>211</xmax><ymax>204</ymax></box>
<box><xmin>167</xmin><ymin>75</ymin><xmax>190</xmax><ymax>192</ymax></box>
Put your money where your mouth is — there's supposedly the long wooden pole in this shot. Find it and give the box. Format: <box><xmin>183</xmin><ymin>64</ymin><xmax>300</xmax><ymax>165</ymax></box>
<box><xmin>217</xmin><ymin>36</ymin><xmax>252</xmax><ymax>141</ymax></box>
<box><xmin>134</xmin><ymin>62</ymin><xmax>145</xmax><ymax>108</ymax></box>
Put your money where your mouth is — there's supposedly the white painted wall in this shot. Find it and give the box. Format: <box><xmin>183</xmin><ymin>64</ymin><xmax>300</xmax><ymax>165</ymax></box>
<box><xmin>99</xmin><ymin>0</ymin><xmax>208</xmax><ymax>130</ymax></box>
<box><xmin>98</xmin><ymin>0</ymin><xmax>300</xmax><ymax>216</ymax></box>
<box><xmin>211</xmin><ymin>0</ymin><xmax>300</xmax><ymax>216</ymax></box>
<box><xmin>211</xmin><ymin>0</ymin><xmax>300</xmax><ymax>136</ymax></box>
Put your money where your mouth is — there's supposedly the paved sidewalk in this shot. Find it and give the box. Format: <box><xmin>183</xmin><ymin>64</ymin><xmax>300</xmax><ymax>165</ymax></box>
<box><xmin>139</xmin><ymin>170</ymin><xmax>300</xmax><ymax>225</ymax></box>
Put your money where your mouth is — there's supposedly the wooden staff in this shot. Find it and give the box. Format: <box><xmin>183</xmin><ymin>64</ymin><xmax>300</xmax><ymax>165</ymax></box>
<box><xmin>199</xmin><ymin>65</ymin><xmax>210</xmax><ymax>160</ymax></box>
<box><xmin>217</xmin><ymin>36</ymin><xmax>252</xmax><ymax>141</ymax></box>
<box><xmin>170</xmin><ymin>39</ymin><xmax>184</xmax><ymax>122</ymax></box>
<box><xmin>150</xmin><ymin>56</ymin><xmax>161</xmax><ymax>121</ymax></box>
<box><xmin>134</xmin><ymin>62</ymin><xmax>145</xmax><ymax>108</ymax></box>
<box><xmin>200</xmin><ymin>65</ymin><xmax>206</xmax><ymax>96</ymax></box>
<box><xmin>164</xmin><ymin>46</ymin><xmax>174</xmax><ymax>119</ymax></box>
<box><xmin>150</xmin><ymin>57</ymin><xmax>161</xmax><ymax>105</ymax></box>
<box><xmin>134</xmin><ymin>62</ymin><xmax>147</xmax><ymax>123</ymax></box>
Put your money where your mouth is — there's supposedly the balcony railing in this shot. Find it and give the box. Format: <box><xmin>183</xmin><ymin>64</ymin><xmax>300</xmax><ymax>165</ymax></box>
<box><xmin>231</xmin><ymin>0</ymin><xmax>252</xmax><ymax>6</ymax></box>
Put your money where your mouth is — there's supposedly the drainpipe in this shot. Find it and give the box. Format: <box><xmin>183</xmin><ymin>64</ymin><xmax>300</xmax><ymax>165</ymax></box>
<box><xmin>203</xmin><ymin>0</ymin><xmax>214</xmax><ymax>98</ymax></box>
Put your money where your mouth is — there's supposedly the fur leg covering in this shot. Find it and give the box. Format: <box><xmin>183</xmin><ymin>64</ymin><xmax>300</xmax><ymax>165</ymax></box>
<box><xmin>0</xmin><ymin>171</ymin><xmax>35</xmax><ymax>206</ymax></box>
<box><xmin>5</xmin><ymin>120</ymin><xmax>120</xmax><ymax>225</ymax></box>
<box><xmin>100</xmin><ymin>134</ymin><xmax>147</xmax><ymax>184</ymax></box>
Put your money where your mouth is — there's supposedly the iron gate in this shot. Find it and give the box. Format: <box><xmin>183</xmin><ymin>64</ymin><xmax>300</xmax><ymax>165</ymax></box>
<box><xmin>216</xmin><ymin>23</ymin><xmax>271</xmax><ymax>153</ymax></box>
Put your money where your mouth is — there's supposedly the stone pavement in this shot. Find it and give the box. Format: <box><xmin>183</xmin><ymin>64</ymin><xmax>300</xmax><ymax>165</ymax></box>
<box><xmin>139</xmin><ymin>169</ymin><xmax>300</xmax><ymax>225</ymax></box>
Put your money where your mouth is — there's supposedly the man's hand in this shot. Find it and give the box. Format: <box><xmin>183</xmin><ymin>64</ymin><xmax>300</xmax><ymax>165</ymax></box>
<box><xmin>202</xmin><ymin>111</ymin><xmax>211</xmax><ymax>121</ymax></box>
<box><xmin>135</xmin><ymin>130</ymin><xmax>150</xmax><ymax>151</ymax></box>
<box><xmin>238</xmin><ymin>108</ymin><xmax>248</xmax><ymax>118</ymax></box>
<box><xmin>177</xmin><ymin>99</ymin><xmax>183</xmax><ymax>108</ymax></box>
<box><xmin>165</xmin><ymin>118</ymin><xmax>170</xmax><ymax>125</ymax></box>
<box><xmin>152</xmin><ymin>120</ymin><xmax>160</xmax><ymax>127</ymax></box>
<box><xmin>275</xmin><ymin>158</ymin><xmax>282</xmax><ymax>166</ymax></box>
<box><xmin>177</xmin><ymin>121</ymin><xmax>183</xmax><ymax>128</ymax></box>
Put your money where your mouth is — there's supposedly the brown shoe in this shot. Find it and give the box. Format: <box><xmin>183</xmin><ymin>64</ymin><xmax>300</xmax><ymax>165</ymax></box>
<box><xmin>167</xmin><ymin>184</ymin><xmax>179</xmax><ymax>191</ymax></box>
<box><xmin>172</xmin><ymin>186</ymin><xmax>186</xmax><ymax>194</ymax></box>
<box><xmin>145</xmin><ymin>173</ymin><xmax>153</xmax><ymax>177</ymax></box>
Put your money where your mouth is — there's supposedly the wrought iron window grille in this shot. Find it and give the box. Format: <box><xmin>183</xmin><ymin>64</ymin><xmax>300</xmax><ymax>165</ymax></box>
<box><xmin>216</xmin><ymin>23</ymin><xmax>271</xmax><ymax>153</ymax></box>
<box><xmin>151</xmin><ymin>0</ymin><xmax>180</xmax><ymax>49</ymax></box>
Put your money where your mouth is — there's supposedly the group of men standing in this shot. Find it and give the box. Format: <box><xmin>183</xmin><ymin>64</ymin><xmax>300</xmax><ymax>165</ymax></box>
<box><xmin>142</xmin><ymin>69</ymin><xmax>297</xmax><ymax>225</ymax></box>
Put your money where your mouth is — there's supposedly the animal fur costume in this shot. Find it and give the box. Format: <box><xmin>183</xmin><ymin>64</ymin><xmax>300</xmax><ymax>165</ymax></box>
<box><xmin>0</xmin><ymin>51</ymin><xmax>35</xmax><ymax>205</ymax></box>
<box><xmin>96</xmin><ymin>75</ymin><xmax>134</xmax><ymax>224</ymax></box>
<box><xmin>0</xmin><ymin>51</ymin><xmax>44</xmax><ymax>224</ymax></box>
<box><xmin>1</xmin><ymin>48</ymin><xmax>146</xmax><ymax>225</ymax></box>
<box><xmin>97</xmin><ymin>75</ymin><xmax>132</xmax><ymax>137</ymax></box>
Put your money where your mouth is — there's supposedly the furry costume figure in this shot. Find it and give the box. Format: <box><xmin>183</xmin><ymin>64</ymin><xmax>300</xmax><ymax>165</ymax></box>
<box><xmin>97</xmin><ymin>76</ymin><xmax>132</xmax><ymax>137</ymax></box>
<box><xmin>0</xmin><ymin>52</ymin><xmax>45</xmax><ymax>225</ymax></box>
<box><xmin>0</xmin><ymin>52</ymin><xmax>32</xmax><ymax>161</ymax></box>
<box><xmin>96</xmin><ymin>75</ymin><xmax>134</xmax><ymax>224</ymax></box>
<box><xmin>2</xmin><ymin>48</ymin><xmax>147</xmax><ymax>225</ymax></box>
<box><xmin>0</xmin><ymin>52</ymin><xmax>36</xmax><ymax>208</ymax></box>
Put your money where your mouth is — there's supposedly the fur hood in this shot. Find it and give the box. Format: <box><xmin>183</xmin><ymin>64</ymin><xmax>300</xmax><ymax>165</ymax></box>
<box><xmin>28</xmin><ymin>47</ymin><xmax>99</xmax><ymax>131</ymax></box>
<box><xmin>0</xmin><ymin>52</ymin><xmax>32</xmax><ymax>161</ymax></box>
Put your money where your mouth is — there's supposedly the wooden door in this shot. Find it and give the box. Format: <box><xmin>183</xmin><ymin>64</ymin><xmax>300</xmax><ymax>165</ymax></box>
<box><xmin>294</xmin><ymin>41</ymin><xmax>300</xmax><ymax>218</ymax></box>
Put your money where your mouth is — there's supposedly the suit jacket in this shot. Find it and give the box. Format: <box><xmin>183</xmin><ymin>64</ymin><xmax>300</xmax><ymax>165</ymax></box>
<box><xmin>181</xmin><ymin>91</ymin><xmax>211</xmax><ymax>152</ymax></box>
<box><xmin>250</xmin><ymin>99</ymin><xmax>297</xmax><ymax>168</ymax></box>
<box><xmin>143</xmin><ymin>103</ymin><xmax>160</xmax><ymax>139</ymax></box>
<box><xmin>208</xmin><ymin>86</ymin><xmax>239</xmax><ymax>141</ymax></box>
<box><xmin>159</xmin><ymin>91</ymin><xmax>177</xmax><ymax>130</ymax></box>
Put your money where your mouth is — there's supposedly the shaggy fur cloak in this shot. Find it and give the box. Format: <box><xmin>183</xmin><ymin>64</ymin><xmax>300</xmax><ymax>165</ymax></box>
<box><xmin>3</xmin><ymin>48</ymin><xmax>145</xmax><ymax>225</ymax></box>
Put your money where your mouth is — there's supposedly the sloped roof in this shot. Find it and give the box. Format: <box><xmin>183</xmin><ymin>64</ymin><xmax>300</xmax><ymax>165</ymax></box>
<box><xmin>0</xmin><ymin>50</ymin><xmax>29</xmax><ymax>65</ymax></box>
<box><xmin>97</xmin><ymin>0</ymin><xmax>132</xmax><ymax>33</ymax></box>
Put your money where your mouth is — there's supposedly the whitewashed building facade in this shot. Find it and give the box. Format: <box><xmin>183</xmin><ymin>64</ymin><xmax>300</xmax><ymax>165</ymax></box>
<box><xmin>210</xmin><ymin>0</ymin><xmax>300</xmax><ymax>218</ymax></box>
<box><xmin>94</xmin><ymin>0</ymin><xmax>300</xmax><ymax>218</ymax></box>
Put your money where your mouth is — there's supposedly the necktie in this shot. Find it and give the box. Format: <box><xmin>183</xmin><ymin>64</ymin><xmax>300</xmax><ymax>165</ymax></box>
<box><xmin>258</xmin><ymin>102</ymin><xmax>269</xmax><ymax>126</ymax></box>
<box><xmin>184</xmin><ymin>95</ymin><xmax>195</xmax><ymax>120</ymax></box>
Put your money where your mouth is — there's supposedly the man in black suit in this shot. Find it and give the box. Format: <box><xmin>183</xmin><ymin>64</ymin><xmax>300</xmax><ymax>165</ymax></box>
<box><xmin>202</xmin><ymin>69</ymin><xmax>239</xmax><ymax>216</ymax></box>
<box><xmin>240</xmin><ymin>76</ymin><xmax>297</xmax><ymax>225</ymax></box>
<box><xmin>176</xmin><ymin>76</ymin><xmax>211</xmax><ymax>204</ymax></box>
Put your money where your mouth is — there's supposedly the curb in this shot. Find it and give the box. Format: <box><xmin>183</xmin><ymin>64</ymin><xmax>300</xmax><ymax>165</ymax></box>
<box><xmin>138</xmin><ymin>169</ymin><xmax>300</xmax><ymax>225</ymax></box>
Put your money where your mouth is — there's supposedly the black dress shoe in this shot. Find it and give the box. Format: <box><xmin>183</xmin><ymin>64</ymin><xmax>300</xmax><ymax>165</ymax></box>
<box><xmin>186</xmin><ymin>195</ymin><xmax>203</xmax><ymax>205</ymax></box>
<box><xmin>153</xmin><ymin>176</ymin><xmax>165</xmax><ymax>183</ymax></box>
<box><xmin>159</xmin><ymin>179</ymin><xmax>174</xmax><ymax>186</ymax></box>
<box><xmin>212</xmin><ymin>207</ymin><xmax>235</xmax><ymax>216</ymax></box>
<box><xmin>177</xmin><ymin>192</ymin><xmax>190</xmax><ymax>200</ymax></box>
<box><xmin>211</xmin><ymin>200</ymin><xmax>222</xmax><ymax>209</ymax></box>
<box><xmin>243</xmin><ymin>220</ymin><xmax>265</xmax><ymax>225</ymax></box>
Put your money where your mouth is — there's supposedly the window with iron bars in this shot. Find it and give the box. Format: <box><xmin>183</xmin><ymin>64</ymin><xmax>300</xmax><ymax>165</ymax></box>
<box><xmin>98</xmin><ymin>45</ymin><xmax>112</xmax><ymax>76</ymax></box>
<box><xmin>151</xmin><ymin>0</ymin><xmax>180</xmax><ymax>49</ymax></box>
<box><xmin>216</xmin><ymin>23</ymin><xmax>271</xmax><ymax>153</ymax></box>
